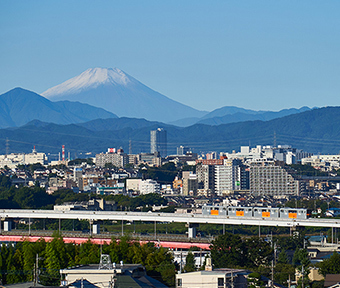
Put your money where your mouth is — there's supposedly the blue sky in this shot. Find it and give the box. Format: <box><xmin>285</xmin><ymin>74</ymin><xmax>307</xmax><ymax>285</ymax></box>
<box><xmin>1</xmin><ymin>1</ymin><xmax>340</xmax><ymax>112</ymax></box>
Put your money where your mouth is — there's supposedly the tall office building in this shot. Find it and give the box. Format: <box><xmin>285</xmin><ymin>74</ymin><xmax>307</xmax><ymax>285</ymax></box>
<box><xmin>150</xmin><ymin>128</ymin><xmax>167</xmax><ymax>157</ymax></box>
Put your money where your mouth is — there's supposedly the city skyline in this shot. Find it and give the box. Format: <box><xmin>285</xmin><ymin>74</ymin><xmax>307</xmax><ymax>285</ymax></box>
<box><xmin>1</xmin><ymin>1</ymin><xmax>340</xmax><ymax>112</ymax></box>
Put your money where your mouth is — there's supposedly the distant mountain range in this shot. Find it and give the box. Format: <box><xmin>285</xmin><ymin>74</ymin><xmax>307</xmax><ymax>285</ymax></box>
<box><xmin>170</xmin><ymin>106</ymin><xmax>312</xmax><ymax>126</ymax></box>
<box><xmin>0</xmin><ymin>88</ymin><xmax>117</xmax><ymax>128</ymax></box>
<box><xmin>0</xmin><ymin>68</ymin><xmax>315</xmax><ymax>129</ymax></box>
<box><xmin>1</xmin><ymin>106</ymin><xmax>340</xmax><ymax>156</ymax></box>
<box><xmin>1</xmin><ymin>67</ymin><xmax>335</xmax><ymax>156</ymax></box>
<box><xmin>42</xmin><ymin>67</ymin><xmax>206</xmax><ymax>123</ymax></box>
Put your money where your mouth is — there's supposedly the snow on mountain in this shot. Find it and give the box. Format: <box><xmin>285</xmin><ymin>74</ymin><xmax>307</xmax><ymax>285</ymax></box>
<box><xmin>42</xmin><ymin>67</ymin><xmax>206</xmax><ymax>123</ymax></box>
<box><xmin>42</xmin><ymin>68</ymin><xmax>132</xmax><ymax>97</ymax></box>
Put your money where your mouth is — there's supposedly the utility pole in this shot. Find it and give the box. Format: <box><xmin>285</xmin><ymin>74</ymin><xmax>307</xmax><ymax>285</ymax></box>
<box><xmin>271</xmin><ymin>260</ymin><xmax>274</xmax><ymax>288</ymax></box>
<box><xmin>154</xmin><ymin>221</ymin><xmax>157</xmax><ymax>240</ymax></box>
<box><xmin>179</xmin><ymin>250</ymin><xmax>182</xmax><ymax>273</ymax></box>
<box><xmin>34</xmin><ymin>253</ymin><xmax>39</xmax><ymax>286</ymax></box>
<box><xmin>231</xmin><ymin>269</ymin><xmax>234</xmax><ymax>288</ymax></box>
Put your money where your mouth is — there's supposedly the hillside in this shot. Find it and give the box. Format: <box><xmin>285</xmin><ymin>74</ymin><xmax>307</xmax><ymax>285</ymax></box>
<box><xmin>1</xmin><ymin>106</ymin><xmax>340</xmax><ymax>155</ymax></box>
<box><xmin>0</xmin><ymin>88</ymin><xmax>117</xmax><ymax>128</ymax></box>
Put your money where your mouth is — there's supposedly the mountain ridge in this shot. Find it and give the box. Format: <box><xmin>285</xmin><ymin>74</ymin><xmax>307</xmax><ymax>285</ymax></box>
<box><xmin>2</xmin><ymin>106</ymin><xmax>340</xmax><ymax>156</ymax></box>
<box><xmin>0</xmin><ymin>88</ymin><xmax>118</xmax><ymax>128</ymax></box>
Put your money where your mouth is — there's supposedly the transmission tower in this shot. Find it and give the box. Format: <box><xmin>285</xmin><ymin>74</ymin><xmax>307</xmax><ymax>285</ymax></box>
<box><xmin>129</xmin><ymin>140</ymin><xmax>132</xmax><ymax>154</ymax></box>
<box><xmin>5</xmin><ymin>138</ymin><xmax>9</xmax><ymax>157</ymax></box>
<box><xmin>99</xmin><ymin>254</ymin><xmax>112</xmax><ymax>270</ymax></box>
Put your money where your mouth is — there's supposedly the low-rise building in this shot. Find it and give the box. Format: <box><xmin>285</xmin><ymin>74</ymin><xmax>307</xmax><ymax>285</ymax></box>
<box><xmin>176</xmin><ymin>260</ymin><xmax>249</xmax><ymax>288</ymax></box>
<box><xmin>60</xmin><ymin>261</ymin><xmax>167</xmax><ymax>288</ymax></box>
<box><xmin>139</xmin><ymin>179</ymin><xmax>160</xmax><ymax>194</ymax></box>
<box><xmin>54</xmin><ymin>199</ymin><xmax>117</xmax><ymax>211</ymax></box>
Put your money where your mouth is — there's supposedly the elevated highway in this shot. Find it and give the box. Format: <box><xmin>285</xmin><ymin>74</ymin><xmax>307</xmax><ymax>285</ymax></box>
<box><xmin>1</xmin><ymin>209</ymin><xmax>340</xmax><ymax>229</ymax></box>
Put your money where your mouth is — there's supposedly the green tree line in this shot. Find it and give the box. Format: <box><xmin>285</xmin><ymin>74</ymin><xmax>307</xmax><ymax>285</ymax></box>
<box><xmin>0</xmin><ymin>233</ymin><xmax>176</xmax><ymax>287</ymax></box>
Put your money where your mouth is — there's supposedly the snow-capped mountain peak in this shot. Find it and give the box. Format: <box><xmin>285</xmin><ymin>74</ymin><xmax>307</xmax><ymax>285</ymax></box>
<box><xmin>41</xmin><ymin>67</ymin><xmax>205</xmax><ymax>122</ymax></box>
<box><xmin>42</xmin><ymin>67</ymin><xmax>132</xmax><ymax>98</ymax></box>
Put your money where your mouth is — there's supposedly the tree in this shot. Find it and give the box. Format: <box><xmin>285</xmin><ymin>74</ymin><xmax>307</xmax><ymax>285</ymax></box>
<box><xmin>22</xmin><ymin>240</ymin><xmax>36</xmax><ymax>281</ymax></box>
<box><xmin>5</xmin><ymin>246</ymin><xmax>24</xmax><ymax>284</ymax></box>
<box><xmin>244</xmin><ymin>237</ymin><xmax>273</xmax><ymax>268</ymax></box>
<box><xmin>248</xmin><ymin>272</ymin><xmax>265</xmax><ymax>288</ymax></box>
<box><xmin>293</xmin><ymin>248</ymin><xmax>311</xmax><ymax>288</ymax></box>
<box><xmin>104</xmin><ymin>163</ymin><xmax>116</xmax><ymax>170</ymax></box>
<box><xmin>210</xmin><ymin>233</ymin><xmax>245</xmax><ymax>268</ymax></box>
<box><xmin>277</xmin><ymin>250</ymin><xmax>289</xmax><ymax>265</ymax></box>
<box><xmin>319</xmin><ymin>252</ymin><xmax>340</xmax><ymax>276</ymax></box>
<box><xmin>274</xmin><ymin>262</ymin><xmax>295</xmax><ymax>286</ymax></box>
<box><xmin>79</xmin><ymin>239</ymin><xmax>100</xmax><ymax>265</ymax></box>
<box><xmin>184</xmin><ymin>252</ymin><xmax>196</xmax><ymax>272</ymax></box>
<box><xmin>42</xmin><ymin>232</ymin><xmax>67</xmax><ymax>286</ymax></box>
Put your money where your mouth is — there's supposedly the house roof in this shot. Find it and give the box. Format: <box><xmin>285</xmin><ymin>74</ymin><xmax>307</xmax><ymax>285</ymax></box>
<box><xmin>68</xmin><ymin>279</ymin><xmax>100</xmax><ymax>288</ymax></box>
<box><xmin>325</xmin><ymin>274</ymin><xmax>340</xmax><ymax>287</ymax></box>
<box><xmin>115</xmin><ymin>275</ymin><xmax>168</xmax><ymax>288</ymax></box>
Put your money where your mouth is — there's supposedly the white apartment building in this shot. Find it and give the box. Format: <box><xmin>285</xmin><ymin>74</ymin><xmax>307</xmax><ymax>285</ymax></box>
<box><xmin>223</xmin><ymin>145</ymin><xmax>311</xmax><ymax>164</ymax></box>
<box><xmin>215</xmin><ymin>165</ymin><xmax>236</xmax><ymax>195</ymax></box>
<box><xmin>139</xmin><ymin>179</ymin><xmax>160</xmax><ymax>194</ymax></box>
<box><xmin>301</xmin><ymin>154</ymin><xmax>340</xmax><ymax>170</ymax></box>
<box><xmin>0</xmin><ymin>152</ymin><xmax>47</xmax><ymax>169</ymax></box>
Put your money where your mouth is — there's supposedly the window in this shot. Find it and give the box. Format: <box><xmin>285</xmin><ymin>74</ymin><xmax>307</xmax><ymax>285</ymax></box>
<box><xmin>218</xmin><ymin>277</ymin><xmax>224</xmax><ymax>287</ymax></box>
<box><xmin>177</xmin><ymin>278</ymin><xmax>182</xmax><ymax>287</ymax></box>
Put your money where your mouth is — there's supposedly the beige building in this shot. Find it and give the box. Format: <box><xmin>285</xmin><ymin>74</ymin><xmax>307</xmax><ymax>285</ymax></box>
<box><xmin>126</xmin><ymin>178</ymin><xmax>141</xmax><ymax>192</ymax></box>
<box><xmin>295</xmin><ymin>267</ymin><xmax>324</xmax><ymax>283</ymax></box>
<box><xmin>95</xmin><ymin>148</ymin><xmax>128</xmax><ymax>168</ymax></box>
<box><xmin>176</xmin><ymin>268</ymin><xmax>249</xmax><ymax>288</ymax></box>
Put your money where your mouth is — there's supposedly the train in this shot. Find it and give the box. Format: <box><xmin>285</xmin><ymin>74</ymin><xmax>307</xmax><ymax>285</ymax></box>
<box><xmin>202</xmin><ymin>205</ymin><xmax>309</xmax><ymax>219</ymax></box>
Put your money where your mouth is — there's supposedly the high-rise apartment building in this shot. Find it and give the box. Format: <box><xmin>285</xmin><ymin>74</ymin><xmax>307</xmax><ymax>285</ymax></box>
<box><xmin>196</xmin><ymin>164</ymin><xmax>215</xmax><ymax>192</ymax></box>
<box><xmin>214</xmin><ymin>159</ymin><xmax>249</xmax><ymax>195</ymax></box>
<box><xmin>95</xmin><ymin>148</ymin><xmax>128</xmax><ymax>168</ymax></box>
<box><xmin>150</xmin><ymin>128</ymin><xmax>167</xmax><ymax>157</ymax></box>
<box><xmin>249</xmin><ymin>160</ymin><xmax>301</xmax><ymax>196</ymax></box>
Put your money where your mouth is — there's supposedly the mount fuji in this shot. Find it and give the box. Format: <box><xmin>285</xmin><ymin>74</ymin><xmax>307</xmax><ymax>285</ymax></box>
<box><xmin>42</xmin><ymin>68</ymin><xmax>207</xmax><ymax>123</ymax></box>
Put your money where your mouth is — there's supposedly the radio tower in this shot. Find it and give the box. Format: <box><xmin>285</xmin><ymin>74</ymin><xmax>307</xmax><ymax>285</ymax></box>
<box><xmin>129</xmin><ymin>140</ymin><xmax>132</xmax><ymax>155</ymax></box>
<box><xmin>62</xmin><ymin>145</ymin><xmax>65</xmax><ymax>161</ymax></box>
<box><xmin>273</xmin><ymin>131</ymin><xmax>277</xmax><ymax>148</ymax></box>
